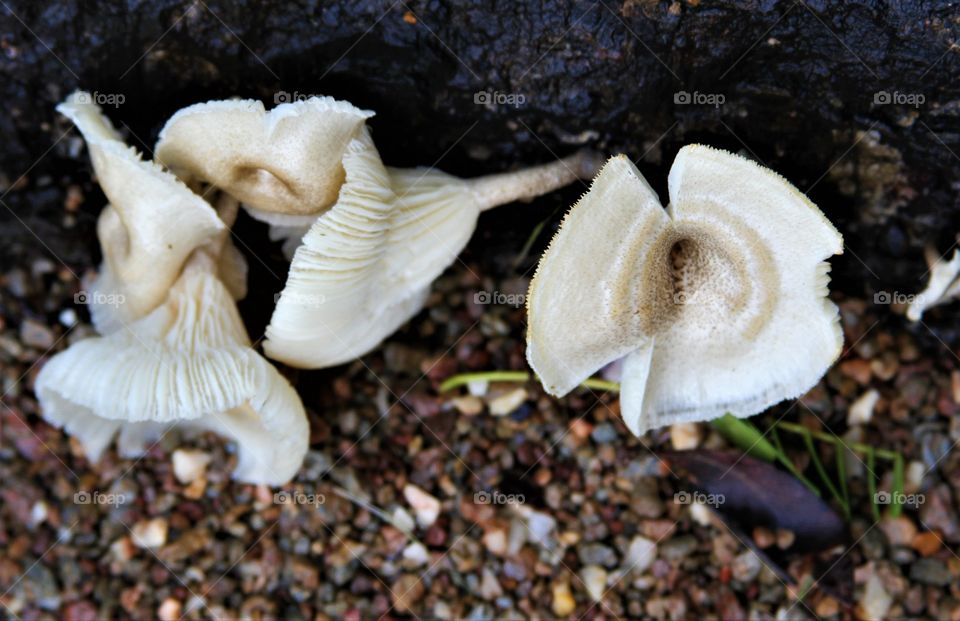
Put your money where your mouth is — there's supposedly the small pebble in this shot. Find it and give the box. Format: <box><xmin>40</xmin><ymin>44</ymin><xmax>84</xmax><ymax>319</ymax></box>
<box><xmin>172</xmin><ymin>449</ymin><xmax>211</xmax><ymax>484</ymax></box>
<box><xmin>579</xmin><ymin>565</ymin><xmax>607</xmax><ymax>603</ymax></box>
<box><xmin>452</xmin><ymin>395</ymin><xmax>484</xmax><ymax>416</ymax></box>
<box><xmin>660</xmin><ymin>535</ymin><xmax>697</xmax><ymax>561</ymax></box>
<box><xmin>479</xmin><ymin>568</ymin><xmax>502</xmax><ymax>600</ymax></box>
<box><xmin>689</xmin><ymin>502</ymin><xmax>713</xmax><ymax>526</ymax></box>
<box><xmin>776</xmin><ymin>529</ymin><xmax>795</xmax><ymax>549</ymax></box>
<box><xmin>752</xmin><ymin>527</ymin><xmax>776</xmax><ymax>549</ymax></box>
<box><xmin>815</xmin><ymin>596</ymin><xmax>840</xmax><ymax>617</ymax></box>
<box><xmin>669</xmin><ymin>423</ymin><xmax>701</xmax><ymax>450</ymax></box>
<box><xmin>909</xmin><ymin>558</ymin><xmax>952</xmax><ymax>586</ymax></box>
<box><xmin>158</xmin><ymin>598</ymin><xmax>182</xmax><ymax>621</ymax></box>
<box><xmin>402</xmin><ymin>542</ymin><xmax>429</xmax><ymax>566</ymax></box>
<box><xmin>482</xmin><ymin>528</ymin><xmax>507</xmax><ymax>556</ymax></box>
<box><xmin>403</xmin><ymin>484</ymin><xmax>441</xmax><ymax>528</ymax></box>
<box><xmin>858</xmin><ymin>572</ymin><xmax>892</xmax><ymax>620</ymax></box>
<box><xmin>624</xmin><ymin>535</ymin><xmax>657</xmax><ymax>573</ymax></box>
<box><xmin>58</xmin><ymin>308</ymin><xmax>78</xmax><ymax>327</ymax></box>
<box><xmin>110</xmin><ymin>536</ymin><xmax>135</xmax><ymax>563</ymax></box>
<box><xmin>391</xmin><ymin>574</ymin><xmax>424</xmax><ymax>614</ymax></box>
<box><xmin>904</xmin><ymin>460</ymin><xmax>924</xmax><ymax>493</ymax></box>
<box><xmin>552</xmin><ymin>581</ymin><xmax>576</xmax><ymax>616</ymax></box>
<box><xmin>131</xmin><ymin>518</ymin><xmax>168</xmax><ymax>548</ymax></box>
<box><xmin>848</xmin><ymin>389</ymin><xmax>880</xmax><ymax>425</ymax></box>
<box><xmin>578</xmin><ymin>543</ymin><xmax>617</xmax><ymax>567</ymax></box>
<box><xmin>487</xmin><ymin>387</ymin><xmax>527</xmax><ymax>416</ymax></box>
<box><xmin>910</xmin><ymin>531</ymin><xmax>941</xmax><ymax>557</ymax></box>
<box><xmin>880</xmin><ymin>516</ymin><xmax>917</xmax><ymax>547</ymax></box>
<box><xmin>731</xmin><ymin>550</ymin><xmax>762</xmax><ymax>582</ymax></box>
<box><xmin>19</xmin><ymin>319</ymin><xmax>54</xmax><ymax>350</ymax></box>
<box><xmin>590</xmin><ymin>423</ymin><xmax>618</xmax><ymax>444</ymax></box>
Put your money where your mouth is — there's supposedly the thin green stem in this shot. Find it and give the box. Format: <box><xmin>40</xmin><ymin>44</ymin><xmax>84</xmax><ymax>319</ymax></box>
<box><xmin>776</xmin><ymin>422</ymin><xmax>900</xmax><ymax>462</ymax></box>
<box><xmin>770</xmin><ymin>427</ymin><xmax>821</xmax><ymax>496</ymax></box>
<box><xmin>835</xmin><ymin>441</ymin><xmax>849</xmax><ymax>512</ymax></box>
<box><xmin>799</xmin><ymin>428</ymin><xmax>850</xmax><ymax>519</ymax></box>
<box><xmin>439</xmin><ymin>371</ymin><xmax>620</xmax><ymax>393</ymax></box>
<box><xmin>867</xmin><ymin>450</ymin><xmax>880</xmax><ymax>521</ymax></box>
<box><xmin>891</xmin><ymin>455</ymin><xmax>905</xmax><ymax>518</ymax></box>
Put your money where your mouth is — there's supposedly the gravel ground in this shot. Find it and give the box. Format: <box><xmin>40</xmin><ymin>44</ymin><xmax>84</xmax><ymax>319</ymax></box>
<box><xmin>2</xmin><ymin>212</ymin><xmax>960</xmax><ymax>620</ymax></box>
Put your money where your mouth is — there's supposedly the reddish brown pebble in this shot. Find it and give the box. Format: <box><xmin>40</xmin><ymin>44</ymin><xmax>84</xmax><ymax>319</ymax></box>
<box><xmin>912</xmin><ymin>531</ymin><xmax>942</xmax><ymax>557</ymax></box>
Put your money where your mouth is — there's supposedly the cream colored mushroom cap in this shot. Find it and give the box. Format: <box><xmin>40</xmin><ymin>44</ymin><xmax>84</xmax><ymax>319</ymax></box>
<box><xmin>35</xmin><ymin>262</ymin><xmax>308</xmax><ymax>485</ymax></box>
<box><xmin>155</xmin><ymin>97</ymin><xmax>374</xmax><ymax>216</ymax></box>
<box><xmin>906</xmin><ymin>246</ymin><xmax>960</xmax><ymax>322</ymax></box>
<box><xmin>263</xmin><ymin>127</ymin><xmax>480</xmax><ymax>367</ymax></box>
<box><xmin>526</xmin><ymin>146</ymin><xmax>844</xmax><ymax>435</ymax></box>
<box><xmin>58</xmin><ymin>92</ymin><xmax>226</xmax><ymax>332</ymax></box>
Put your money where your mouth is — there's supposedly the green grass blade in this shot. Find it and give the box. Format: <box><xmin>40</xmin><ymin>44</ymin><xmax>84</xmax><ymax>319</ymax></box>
<box><xmin>710</xmin><ymin>414</ymin><xmax>779</xmax><ymax>462</ymax></box>
<box><xmin>867</xmin><ymin>450</ymin><xmax>880</xmax><ymax>521</ymax></box>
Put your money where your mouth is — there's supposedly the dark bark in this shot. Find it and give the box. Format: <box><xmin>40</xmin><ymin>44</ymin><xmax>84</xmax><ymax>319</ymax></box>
<box><xmin>1</xmin><ymin>0</ymin><xmax>958</xmax><ymax>303</ymax></box>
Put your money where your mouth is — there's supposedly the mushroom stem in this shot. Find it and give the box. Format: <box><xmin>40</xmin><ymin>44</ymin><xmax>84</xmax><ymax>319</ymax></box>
<box><xmin>468</xmin><ymin>149</ymin><xmax>603</xmax><ymax>212</ymax></box>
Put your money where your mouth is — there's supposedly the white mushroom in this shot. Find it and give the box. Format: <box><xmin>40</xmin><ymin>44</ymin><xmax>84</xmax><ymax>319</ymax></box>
<box><xmin>526</xmin><ymin>146</ymin><xmax>844</xmax><ymax>435</ymax></box>
<box><xmin>155</xmin><ymin>97</ymin><xmax>374</xmax><ymax>217</ymax></box>
<box><xmin>262</xmin><ymin>126</ymin><xmax>600</xmax><ymax>368</ymax></box>
<box><xmin>154</xmin><ymin>94</ymin><xmax>599</xmax><ymax>368</ymax></box>
<box><xmin>58</xmin><ymin>92</ymin><xmax>233</xmax><ymax>333</ymax></box>
<box><xmin>906</xmin><ymin>244</ymin><xmax>960</xmax><ymax>321</ymax></box>
<box><xmin>35</xmin><ymin>252</ymin><xmax>308</xmax><ymax>485</ymax></box>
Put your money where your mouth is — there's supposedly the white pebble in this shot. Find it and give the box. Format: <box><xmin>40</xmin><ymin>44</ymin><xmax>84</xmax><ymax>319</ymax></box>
<box><xmin>848</xmin><ymin>389</ymin><xmax>880</xmax><ymax>426</ymax></box>
<box><xmin>132</xmin><ymin>517</ymin><xmax>168</xmax><ymax>548</ymax></box>
<box><xmin>669</xmin><ymin>422</ymin><xmax>702</xmax><ymax>450</ymax></box>
<box><xmin>487</xmin><ymin>387</ymin><xmax>528</xmax><ymax>416</ymax></box>
<box><xmin>172</xmin><ymin>449</ymin><xmax>211</xmax><ymax>484</ymax></box>
<box><xmin>580</xmin><ymin>565</ymin><xmax>608</xmax><ymax>603</ymax></box>
<box><xmin>402</xmin><ymin>542</ymin><xmax>429</xmax><ymax>566</ymax></box>
<box><xmin>625</xmin><ymin>535</ymin><xmax>657</xmax><ymax>574</ymax></box>
<box><xmin>858</xmin><ymin>572</ymin><xmax>892</xmax><ymax>620</ymax></box>
<box><xmin>403</xmin><ymin>484</ymin><xmax>441</xmax><ymax>528</ymax></box>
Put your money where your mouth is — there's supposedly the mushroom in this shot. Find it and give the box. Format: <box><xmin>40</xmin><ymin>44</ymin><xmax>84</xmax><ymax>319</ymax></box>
<box><xmin>154</xmin><ymin>96</ymin><xmax>374</xmax><ymax>217</ymax></box>
<box><xmin>905</xmin><ymin>244</ymin><xmax>960</xmax><ymax>321</ymax></box>
<box><xmin>35</xmin><ymin>250</ymin><xmax>308</xmax><ymax>485</ymax></box>
<box><xmin>155</xmin><ymin>94</ymin><xmax>600</xmax><ymax>367</ymax></box>
<box><xmin>525</xmin><ymin>146</ymin><xmax>844</xmax><ymax>435</ymax></box>
<box><xmin>57</xmin><ymin>92</ymin><xmax>245</xmax><ymax>333</ymax></box>
<box><xmin>262</xmin><ymin>125</ymin><xmax>600</xmax><ymax>368</ymax></box>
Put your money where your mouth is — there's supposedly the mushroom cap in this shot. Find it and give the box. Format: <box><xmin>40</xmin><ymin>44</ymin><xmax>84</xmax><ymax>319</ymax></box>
<box><xmin>526</xmin><ymin>146</ymin><xmax>843</xmax><ymax>435</ymax></box>
<box><xmin>263</xmin><ymin>129</ymin><xmax>481</xmax><ymax>368</ymax></box>
<box><xmin>155</xmin><ymin>97</ymin><xmax>374</xmax><ymax>216</ymax></box>
<box><xmin>906</xmin><ymin>246</ymin><xmax>960</xmax><ymax>321</ymax></box>
<box><xmin>58</xmin><ymin>92</ymin><xmax>227</xmax><ymax>333</ymax></box>
<box><xmin>36</xmin><ymin>261</ymin><xmax>308</xmax><ymax>485</ymax></box>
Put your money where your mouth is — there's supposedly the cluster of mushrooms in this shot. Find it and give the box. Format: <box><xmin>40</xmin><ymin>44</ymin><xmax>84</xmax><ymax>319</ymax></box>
<box><xmin>37</xmin><ymin>91</ymin><xmax>848</xmax><ymax>485</ymax></box>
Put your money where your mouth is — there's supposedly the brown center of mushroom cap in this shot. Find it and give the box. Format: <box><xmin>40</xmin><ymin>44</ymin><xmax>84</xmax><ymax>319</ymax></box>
<box><xmin>639</xmin><ymin>218</ymin><xmax>777</xmax><ymax>344</ymax></box>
